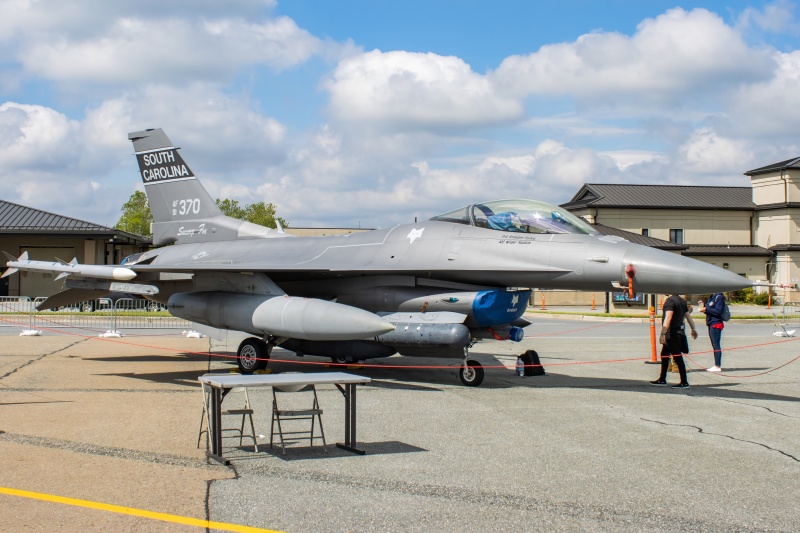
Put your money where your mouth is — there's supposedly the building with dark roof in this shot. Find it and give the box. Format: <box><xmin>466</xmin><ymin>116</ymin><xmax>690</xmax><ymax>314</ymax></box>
<box><xmin>745</xmin><ymin>157</ymin><xmax>800</xmax><ymax>177</ymax></box>
<box><xmin>563</xmin><ymin>183</ymin><xmax>755</xmax><ymax>211</ymax></box>
<box><xmin>0</xmin><ymin>199</ymin><xmax>149</xmax><ymax>298</ymax></box>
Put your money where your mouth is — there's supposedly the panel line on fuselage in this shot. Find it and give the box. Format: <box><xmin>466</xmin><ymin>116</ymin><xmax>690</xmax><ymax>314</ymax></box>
<box><xmin>286</xmin><ymin>225</ymin><xmax>401</xmax><ymax>266</ymax></box>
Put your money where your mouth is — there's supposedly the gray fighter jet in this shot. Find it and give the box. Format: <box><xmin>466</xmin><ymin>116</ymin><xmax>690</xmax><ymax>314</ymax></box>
<box><xmin>4</xmin><ymin>128</ymin><xmax>752</xmax><ymax>386</ymax></box>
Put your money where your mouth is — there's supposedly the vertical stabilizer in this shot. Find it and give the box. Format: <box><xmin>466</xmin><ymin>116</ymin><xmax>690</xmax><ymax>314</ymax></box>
<box><xmin>128</xmin><ymin>128</ymin><xmax>287</xmax><ymax>245</ymax></box>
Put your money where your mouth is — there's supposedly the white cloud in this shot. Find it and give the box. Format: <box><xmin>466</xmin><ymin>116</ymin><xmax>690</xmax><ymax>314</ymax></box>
<box><xmin>0</xmin><ymin>0</ymin><xmax>277</xmax><ymax>42</ymax></box>
<box><xmin>721</xmin><ymin>50</ymin><xmax>800</xmax><ymax>141</ymax></box>
<box><xmin>0</xmin><ymin>102</ymin><xmax>79</xmax><ymax>169</ymax></box>
<box><xmin>493</xmin><ymin>8</ymin><xmax>773</xmax><ymax>109</ymax></box>
<box><xmin>599</xmin><ymin>150</ymin><xmax>667</xmax><ymax>171</ymax></box>
<box><xmin>676</xmin><ymin>128</ymin><xmax>754</xmax><ymax>176</ymax></box>
<box><xmin>529</xmin><ymin>142</ymin><xmax>623</xmax><ymax>188</ymax></box>
<box><xmin>737</xmin><ymin>0</ymin><xmax>798</xmax><ymax>34</ymax></box>
<box><xmin>20</xmin><ymin>17</ymin><xmax>322</xmax><ymax>84</ymax></box>
<box><xmin>525</xmin><ymin>115</ymin><xmax>643</xmax><ymax>137</ymax></box>
<box><xmin>0</xmin><ymin>1</ymin><xmax>352</xmax><ymax>87</ymax></box>
<box><xmin>83</xmin><ymin>84</ymin><xmax>288</xmax><ymax>174</ymax></box>
<box><xmin>0</xmin><ymin>102</ymin><xmax>130</xmax><ymax>222</ymax></box>
<box><xmin>325</xmin><ymin>50</ymin><xmax>524</xmax><ymax>131</ymax></box>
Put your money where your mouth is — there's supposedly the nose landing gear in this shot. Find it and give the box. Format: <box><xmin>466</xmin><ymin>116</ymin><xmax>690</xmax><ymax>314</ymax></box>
<box><xmin>459</xmin><ymin>347</ymin><xmax>484</xmax><ymax>387</ymax></box>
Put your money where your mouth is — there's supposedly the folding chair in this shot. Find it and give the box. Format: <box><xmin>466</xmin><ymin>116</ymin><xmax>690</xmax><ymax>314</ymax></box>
<box><xmin>198</xmin><ymin>383</ymin><xmax>258</xmax><ymax>452</ymax></box>
<box><xmin>270</xmin><ymin>384</ymin><xmax>327</xmax><ymax>454</ymax></box>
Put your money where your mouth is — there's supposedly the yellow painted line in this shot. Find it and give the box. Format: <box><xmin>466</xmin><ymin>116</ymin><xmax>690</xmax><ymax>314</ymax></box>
<box><xmin>0</xmin><ymin>486</ymin><xmax>283</xmax><ymax>533</ymax></box>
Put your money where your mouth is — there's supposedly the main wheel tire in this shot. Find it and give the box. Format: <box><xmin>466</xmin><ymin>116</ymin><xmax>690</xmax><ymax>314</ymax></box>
<box><xmin>459</xmin><ymin>360</ymin><xmax>484</xmax><ymax>387</ymax></box>
<box><xmin>237</xmin><ymin>338</ymin><xmax>268</xmax><ymax>374</ymax></box>
<box><xmin>331</xmin><ymin>356</ymin><xmax>355</xmax><ymax>365</ymax></box>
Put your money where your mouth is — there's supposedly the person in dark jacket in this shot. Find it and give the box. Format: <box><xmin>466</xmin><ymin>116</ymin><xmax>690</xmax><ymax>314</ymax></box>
<box><xmin>699</xmin><ymin>293</ymin><xmax>725</xmax><ymax>372</ymax></box>
<box><xmin>651</xmin><ymin>294</ymin><xmax>698</xmax><ymax>388</ymax></box>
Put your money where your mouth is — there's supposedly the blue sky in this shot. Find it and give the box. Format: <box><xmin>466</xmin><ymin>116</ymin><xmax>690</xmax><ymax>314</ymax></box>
<box><xmin>1</xmin><ymin>0</ymin><xmax>799</xmax><ymax>229</ymax></box>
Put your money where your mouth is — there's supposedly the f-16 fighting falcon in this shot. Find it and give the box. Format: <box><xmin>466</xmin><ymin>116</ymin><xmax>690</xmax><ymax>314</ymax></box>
<box><xmin>3</xmin><ymin>128</ymin><xmax>752</xmax><ymax>386</ymax></box>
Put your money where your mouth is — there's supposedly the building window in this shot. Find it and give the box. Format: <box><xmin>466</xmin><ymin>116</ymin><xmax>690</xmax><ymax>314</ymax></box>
<box><xmin>641</xmin><ymin>228</ymin><xmax>649</xmax><ymax>237</ymax></box>
<box><xmin>669</xmin><ymin>228</ymin><xmax>683</xmax><ymax>244</ymax></box>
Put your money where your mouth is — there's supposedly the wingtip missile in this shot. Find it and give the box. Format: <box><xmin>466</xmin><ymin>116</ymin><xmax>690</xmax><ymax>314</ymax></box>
<box><xmin>1</xmin><ymin>253</ymin><xmax>136</xmax><ymax>281</ymax></box>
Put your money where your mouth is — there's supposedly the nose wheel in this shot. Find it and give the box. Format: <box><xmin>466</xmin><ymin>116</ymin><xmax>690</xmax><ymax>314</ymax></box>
<box><xmin>459</xmin><ymin>350</ymin><xmax>484</xmax><ymax>387</ymax></box>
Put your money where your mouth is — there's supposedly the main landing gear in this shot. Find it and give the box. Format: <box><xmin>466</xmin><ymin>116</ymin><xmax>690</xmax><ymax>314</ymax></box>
<box><xmin>236</xmin><ymin>337</ymin><xmax>271</xmax><ymax>374</ymax></box>
<box><xmin>459</xmin><ymin>347</ymin><xmax>484</xmax><ymax>387</ymax></box>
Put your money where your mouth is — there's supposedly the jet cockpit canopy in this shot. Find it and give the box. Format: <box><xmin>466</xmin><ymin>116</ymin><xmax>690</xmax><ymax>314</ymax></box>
<box><xmin>430</xmin><ymin>199</ymin><xmax>598</xmax><ymax>235</ymax></box>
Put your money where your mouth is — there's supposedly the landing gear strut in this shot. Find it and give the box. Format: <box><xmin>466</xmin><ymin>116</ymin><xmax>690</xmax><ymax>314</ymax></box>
<box><xmin>237</xmin><ymin>337</ymin><xmax>270</xmax><ymax>374</ymax></box>
<box><xmin>459</xmin><ymin>348</ymin><xmax>484</xmax><ymax>387</ymax></box>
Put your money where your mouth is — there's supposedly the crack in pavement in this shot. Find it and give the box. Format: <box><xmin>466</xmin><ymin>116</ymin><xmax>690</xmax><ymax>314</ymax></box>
<box><xmin>642</xmin><ymin>418</ymin><xmax>800</xmax><ymax>463</ymax></box>
<box><xmin>715</xmin><ymin>398</ymin><xmax>800</xmax><ymax>419</ymax></box>
<box><xmin>0</xmin><ymin>338</ymin><xmax>88</xmax><ymax>380</ymax></box>
<box><xmin>0</xmin><ymin>431</ymin><xmax>226</xmax><ymax>471</ymax></box>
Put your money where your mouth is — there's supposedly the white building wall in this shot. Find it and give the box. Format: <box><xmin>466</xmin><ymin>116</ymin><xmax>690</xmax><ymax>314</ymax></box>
<box><xmin>584</xmin><ymin>208</ymin><xmax>751</xmax><ymax>245</ymax></box>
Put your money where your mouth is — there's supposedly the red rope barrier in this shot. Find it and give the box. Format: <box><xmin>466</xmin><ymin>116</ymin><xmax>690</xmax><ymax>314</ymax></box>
<box><xmin>2</xmin><ymin>314</ymin><xmax>799</xmax><ymax>377</ymax></box>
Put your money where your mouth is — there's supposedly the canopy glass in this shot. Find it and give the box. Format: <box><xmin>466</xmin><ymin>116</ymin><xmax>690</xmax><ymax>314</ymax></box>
<box><xmin>430</xmin><ymin>199</ymin><xmax>598</xmax><ymax>235</ymax></box>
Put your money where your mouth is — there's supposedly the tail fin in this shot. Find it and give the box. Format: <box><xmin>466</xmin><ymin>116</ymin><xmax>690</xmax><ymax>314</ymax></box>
<box><xmin>128</xmin><ymin>128</ymin><xmax>287</xmax><ymax>246</ymax></box>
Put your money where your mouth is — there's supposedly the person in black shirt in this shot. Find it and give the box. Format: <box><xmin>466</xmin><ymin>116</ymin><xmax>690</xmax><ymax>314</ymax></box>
<box><xmin>650</xmin><ymin>294</ymin><xmax>698</xmax><ymax>388</ymax></box>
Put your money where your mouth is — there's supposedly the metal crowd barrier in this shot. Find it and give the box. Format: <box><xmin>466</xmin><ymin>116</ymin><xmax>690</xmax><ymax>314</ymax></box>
<box><xmin>1</xmin><ymin>296</ymin><xmax>193</xmax><ymax>334</ymax></box>
<box><xmin>781</xmin><ymin>302</ymin><xmax>800</xmax><ymax>329</ymax></box>
<box><xmin>0</xmin><ymin>296</ymin><xmax>34</xmax><ymax>328</ymax></box>
<box><xmin>111</xmin><ymin>297</ymin><xmax>188</xmax><ymax>331</ymax></box>
<box><xmin>31</xmin><ymin>296</ymin><xmax>113</xmax><ymax>333</ymax></box>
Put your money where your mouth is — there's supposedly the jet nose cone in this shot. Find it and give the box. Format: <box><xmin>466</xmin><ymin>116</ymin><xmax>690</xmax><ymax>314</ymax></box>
<box><xmin>623</xmin><ymin>246</ymin><xmax>753</xmax><ymax>294</ymax></box>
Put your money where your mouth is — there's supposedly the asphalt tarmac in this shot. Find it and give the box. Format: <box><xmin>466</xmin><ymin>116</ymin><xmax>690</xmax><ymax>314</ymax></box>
<box><xmin>0</xmin><ymin>316</ymin><xmax>798</xmax><ymax>532</ymax></box>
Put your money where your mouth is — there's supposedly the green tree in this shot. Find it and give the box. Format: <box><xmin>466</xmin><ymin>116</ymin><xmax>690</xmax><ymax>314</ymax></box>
<box><xmin>215</xmin><ymin>199</ymin><xmax>288</xmax><ymax>229</ymax></box>
<box><xmin>215</xmin><ymin>198</ymin><xmax>247</xmax><ymax>220</ymax></box>
<box><xmin>115</xmin><ymin>190</ymin><xmax>153</xmax><ymax>236</ymax></box>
